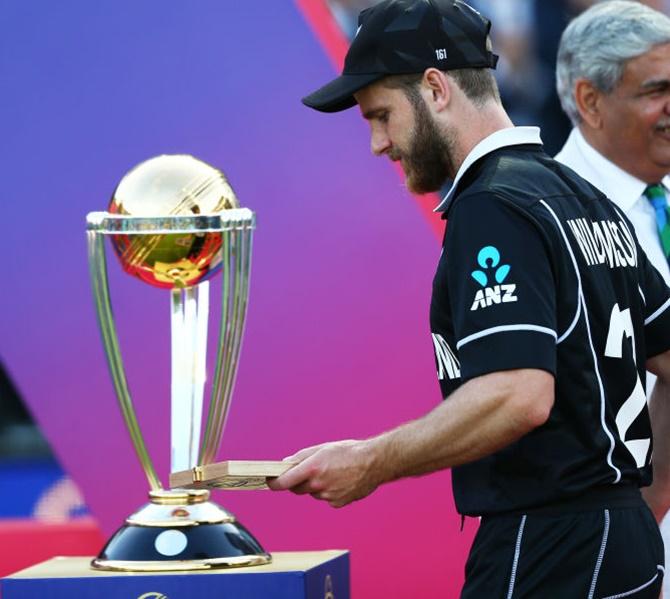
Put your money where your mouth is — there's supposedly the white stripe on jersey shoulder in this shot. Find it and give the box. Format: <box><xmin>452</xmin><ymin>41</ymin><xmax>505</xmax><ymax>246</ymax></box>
<box><xmin>538</xmin><ymin>200</ymin><xmax>582</xmax><ymax>344</ymax></box>
<box><xmin>558</xmin><ymin>299</ymin><xmax>581</xmax><ymax>344</ymax></box>
<box><xmin>638</xmin><ymin>286</ymin><xmax>646</xmax><ymax>306</ymax></box>
<box><xmin>645</xmin><ymin>296</ymin><xmax>670</xmax><ymax>326</ymax></box>
<box><xmin>539</xmin><ymin>200</ymin><xmax>622</xmax><ymax>483</ymax></box>
<box><xmin>456</xmin><ymin>324</ymin><xmax>556</xmax><ymax>351</ymax></box>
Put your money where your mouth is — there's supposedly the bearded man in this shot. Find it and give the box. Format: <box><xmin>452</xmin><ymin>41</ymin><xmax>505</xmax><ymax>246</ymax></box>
<box><xmin>269</xmin><ymin>1</ymin><xmax>670</xmax><ymax>596</ymax></box>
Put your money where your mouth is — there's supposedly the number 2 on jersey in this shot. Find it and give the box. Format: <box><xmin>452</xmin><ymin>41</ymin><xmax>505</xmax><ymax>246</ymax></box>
<box><xmin>604</xmin><ymin>304</ymin><xmax>649</xmax><ymax>468</ymax></box>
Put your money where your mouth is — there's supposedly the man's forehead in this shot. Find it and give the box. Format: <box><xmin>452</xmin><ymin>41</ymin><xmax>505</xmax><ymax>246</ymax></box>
<box><xmin>622</xmin><ymin>42</ymin><xmax>670</xmax><ymax>82</ymax></box>
<box><xmin>354</xmin><ymin>80</ymin><xmax>387</xmax><ymax>105</ymax></box>
<box><xmin>355</xmin><ymin>81</ymin><xmax>404</xmax><ymax>114</ymax></box>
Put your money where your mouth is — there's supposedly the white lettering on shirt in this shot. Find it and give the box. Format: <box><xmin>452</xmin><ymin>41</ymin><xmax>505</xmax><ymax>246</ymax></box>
<box><xmin>567</xmin><ymin>218</ymin><xmax>636</xmax><ymax>268</ymax></box>
<box><xmin>470</xmin><ymin>284</ymin><xmax>518</xmax><ymax>311</ymax></box>
<box><xmin>431</xmin><ymin>333</ymin><xmax>461</xmax><ymax>380</ymax></box>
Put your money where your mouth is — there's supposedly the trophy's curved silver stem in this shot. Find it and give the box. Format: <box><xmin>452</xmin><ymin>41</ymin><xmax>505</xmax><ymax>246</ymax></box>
<box><xmin>218</xmin><ymin>228</ymin><xmax>253</xmax><ymax>441</ymax></box>
<box><xmin>170</xmin><ymin>283</ymin><xmax>209</xmax><ymax>473</ymax></box>
<box><xmin>86</xmin><ymin>230</ymin><xmax>162</xmax><ymax>491</ymax></box>
<box><xmin>199</xmin><ymin>234</ymin><xmax>232</xmax><ymax>464</ymax></box>
<box><xmin>200</xmin><ymin>226</ymin><xmax>254</xmax><ymax>464</ymax></box>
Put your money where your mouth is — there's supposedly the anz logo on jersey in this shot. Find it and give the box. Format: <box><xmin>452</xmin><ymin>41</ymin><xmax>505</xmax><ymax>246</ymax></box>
<box><xmin>470</xmin><ymin>246</ymin><xmax>518</xmax><ymax>311</ymax></box>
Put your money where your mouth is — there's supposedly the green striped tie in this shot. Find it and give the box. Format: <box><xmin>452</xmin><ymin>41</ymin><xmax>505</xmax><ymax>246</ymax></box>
<box><xmin>644</xmin><ymin>183</ymin><xmax>670</xmax><ymax>259</ymax></box>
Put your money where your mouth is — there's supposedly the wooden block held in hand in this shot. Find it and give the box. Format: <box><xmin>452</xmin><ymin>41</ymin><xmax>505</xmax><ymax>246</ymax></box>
<box><xmin>169</xmin><ymin>460</ymin><xmax>295</xmax><ymax>490</ymax></box>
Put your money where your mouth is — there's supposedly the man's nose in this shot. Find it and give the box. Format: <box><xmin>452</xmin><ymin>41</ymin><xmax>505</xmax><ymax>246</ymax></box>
<box><xmin>371</xmin><ymin>130</ymin><xmax>391</xmax><ymax>156</ymax></box>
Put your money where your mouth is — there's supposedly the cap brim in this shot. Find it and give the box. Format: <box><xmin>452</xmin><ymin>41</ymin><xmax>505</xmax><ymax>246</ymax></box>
<box><xmin>302</xmin><ymin>72</ymin><xmax>385</xmax><ymax>113</ymax></box>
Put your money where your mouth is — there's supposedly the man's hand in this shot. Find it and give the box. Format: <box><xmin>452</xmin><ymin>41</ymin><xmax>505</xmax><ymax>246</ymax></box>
<box><xmin>267</xmin><ymin>439</ymin><xmax>382</xmax><ymax>508</ymax></box>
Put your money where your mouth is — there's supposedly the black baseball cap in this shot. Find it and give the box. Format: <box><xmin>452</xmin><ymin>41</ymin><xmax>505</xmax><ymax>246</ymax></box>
<box><xmin>302</xmin><ymin>0</ymin><xmax>498</xmax><ymax>113</ymax></box>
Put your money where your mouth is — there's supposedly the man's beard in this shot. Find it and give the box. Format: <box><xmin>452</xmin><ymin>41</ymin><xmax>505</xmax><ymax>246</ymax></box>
<box><xmin>398</xmin><ymin>96</ymin><xmax>455</xmax><ymax>195</ymax></box>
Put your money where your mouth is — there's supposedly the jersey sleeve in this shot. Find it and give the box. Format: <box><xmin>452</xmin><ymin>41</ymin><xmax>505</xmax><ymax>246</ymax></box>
<box><xmin>445</xmin><ymin>193</ymin><xmax>557</xmax><ymax>381</ymax></box>
<box><xmin>637</xmin><ymin>241</ymin><xmax>670</xmax><ymax>359</ymax></box>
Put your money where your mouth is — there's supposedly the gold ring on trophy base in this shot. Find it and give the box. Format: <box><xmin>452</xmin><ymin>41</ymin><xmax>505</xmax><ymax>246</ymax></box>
<box><xmin>124</xmin><ymin>498</ymin><xmax>237</xmax><ymax>527</ymax></box>
<box><xmin>90</xmin><ymin>553</ymin><xmax>272</xmax><ymax>573</ymax></box>
<box><xmin>149</xmin><ymin>488</ymin><xmax>210</xmax><ymax>505</ymax></box>
<box><xmin>124</xmin><ymin>517</ymin><xmax>232</xmax><ymax>527</ymax></box>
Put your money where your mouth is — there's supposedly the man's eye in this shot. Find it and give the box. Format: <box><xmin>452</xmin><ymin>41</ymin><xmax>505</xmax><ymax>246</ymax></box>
<box><xmin>644</xmin><ymin>84</ymin><xmax>670</xmax><ymax>97</ymax></box>
<box><xmin>378</xmin><ymin>112</ymin><xmax>389</xmax><ymax>123</ymax></box>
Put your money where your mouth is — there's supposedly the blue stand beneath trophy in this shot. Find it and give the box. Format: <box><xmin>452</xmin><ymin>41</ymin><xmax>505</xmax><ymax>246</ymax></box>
<box><xmin>0</xmin><ymin>550</ymin><xmax>349</xmax><ymax>599</ymax></box>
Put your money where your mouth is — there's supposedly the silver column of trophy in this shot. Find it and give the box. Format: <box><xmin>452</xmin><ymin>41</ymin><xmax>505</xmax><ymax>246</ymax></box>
<box><xmin>86</xmin><ymin>155</ymin><xmax>270</xmax><ymax>572</ymax></box>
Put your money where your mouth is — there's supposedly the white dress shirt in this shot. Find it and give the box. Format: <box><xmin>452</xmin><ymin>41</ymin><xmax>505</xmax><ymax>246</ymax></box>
<box><xmin>556</xmin><ymin>127</ymin><xmax>670</xmax><ymax>285</ymax></box>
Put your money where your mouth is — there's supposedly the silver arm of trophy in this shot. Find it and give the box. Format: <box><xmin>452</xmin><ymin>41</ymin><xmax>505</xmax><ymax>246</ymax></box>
<box><xmin>86</xmin><ymin>226</ymin><xmax>162</xmax><ymax>491</ymax></box>
<box><xmin>199</xmin><ymin>219</ymin><xmax>254</xmax><ymax>465</ymax></box>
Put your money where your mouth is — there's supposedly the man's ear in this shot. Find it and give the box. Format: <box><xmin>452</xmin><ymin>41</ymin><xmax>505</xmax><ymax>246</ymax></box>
<box><xmin>574</xmin><ymin>79</ymin><xmax>604</xmax><ymax>129</ymax></box>
<box><xmin>422</xmin><ymin>68</ymin><xmax>451</xmax><ymax>112</ymax></box>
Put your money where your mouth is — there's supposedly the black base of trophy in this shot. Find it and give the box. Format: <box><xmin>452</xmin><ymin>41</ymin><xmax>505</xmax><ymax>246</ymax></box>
<box><xmin>91</xmin><ymin>489</ymin><xmax>271</xmax><ymax>572</ymax></box>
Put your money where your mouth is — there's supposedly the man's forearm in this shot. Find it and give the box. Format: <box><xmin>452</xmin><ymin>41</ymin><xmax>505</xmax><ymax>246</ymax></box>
<box><xmin>368</xmin><ymin>369</ymin><xmax>554</xmax><ymax>485</ymax></box>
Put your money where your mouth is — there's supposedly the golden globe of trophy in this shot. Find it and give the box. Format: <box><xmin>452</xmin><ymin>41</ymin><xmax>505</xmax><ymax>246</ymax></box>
<box><xmin>86</xmin><ymin>155</ymin><xmax>289</xmax><ymax>572</ymax></box>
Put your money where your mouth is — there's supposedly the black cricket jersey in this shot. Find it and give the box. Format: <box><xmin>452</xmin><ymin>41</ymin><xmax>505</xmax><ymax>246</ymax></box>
<box><xmin>430</xmin><ymin>127</ymin><xmax>670</xmax><ymax>516</ymax></box>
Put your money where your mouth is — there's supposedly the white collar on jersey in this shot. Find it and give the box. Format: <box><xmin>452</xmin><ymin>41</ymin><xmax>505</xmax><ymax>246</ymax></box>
<box><xmin>434</xmin><ymin>126</ymin><xmax>543</xmax><ymax>213</ymax></box>
<box><xmin>558</xmin><ymin>127</ymin><xmax>670</xmax><ymax>213</ymax></box>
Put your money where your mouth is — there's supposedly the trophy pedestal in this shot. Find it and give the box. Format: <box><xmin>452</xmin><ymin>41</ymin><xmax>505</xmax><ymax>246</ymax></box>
<box><xmin>92</xmin><ymin>489</ymin><xmax>270</xmax><ymax>572</ymax></box>
<box><xmin>1</xmin><ymin>551</ymin><xmax>350</xmax><ymax>599</ymax></box>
